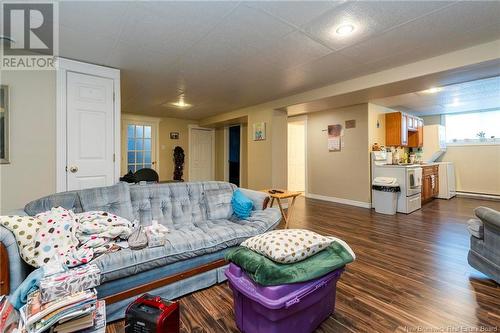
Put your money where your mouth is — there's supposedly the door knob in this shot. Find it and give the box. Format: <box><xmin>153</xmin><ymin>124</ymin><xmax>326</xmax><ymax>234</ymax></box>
<box><xmin>69</xmin><ymin>166</ymin><xmax>79</xmax><ymax>173</ymax></box>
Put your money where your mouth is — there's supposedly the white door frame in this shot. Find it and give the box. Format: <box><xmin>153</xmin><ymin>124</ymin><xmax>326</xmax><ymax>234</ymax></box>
<box><xmin>188</xmin><ymin>125</ymin><xmax>215</xmax><ymax>181</ymax></box>
<box><xmin>121</xmin><ymin>114</ymin><xmax>161</xmax><ymax>174</ymax></box>
<box><xmin>287</xmin><ymin>115</ymin><xmax>308</xmax><ymax>195</ymax></box>
<box><xmin>56</xmin><ymin>57</ymin><xmax>121</xmax><ymax>192</ymax></box>
<box><xmin>223</xmin><ymin>124</ymin><xmax>244</xmax><ymax>185</ymax></box>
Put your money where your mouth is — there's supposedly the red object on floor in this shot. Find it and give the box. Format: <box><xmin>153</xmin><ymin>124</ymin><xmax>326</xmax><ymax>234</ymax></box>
<box><xmin>125</xmin><ymin>294</ymin><xmax>179</xmax><ymax>333</ymax></box>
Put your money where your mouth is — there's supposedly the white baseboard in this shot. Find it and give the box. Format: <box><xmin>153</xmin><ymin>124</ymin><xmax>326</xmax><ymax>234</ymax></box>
<box><xmin>456</xmin><ymin>191</ymin><xmax>500</xmax><ymax>201</ymax></box>
<box><xmin>306</xmin><ymin>193</ymin><xmax>372</xmax><ymax>209</ymax></box>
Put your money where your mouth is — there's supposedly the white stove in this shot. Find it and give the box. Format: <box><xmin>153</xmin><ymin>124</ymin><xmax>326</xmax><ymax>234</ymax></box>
<box><xmin>371</xmin><ymin>152</ymin><xmax>422</xmax><ymax>214</ymax></box>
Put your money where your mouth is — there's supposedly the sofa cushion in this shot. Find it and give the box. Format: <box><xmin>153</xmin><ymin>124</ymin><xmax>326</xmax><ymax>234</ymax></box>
<box><xmin>25</xmin><ymin>191</ymin><xmax>83</xmax><ymax>216</ymax></box>
<box><xmin>91</xmin><ymin>208</ymin><xmax>282</xmax><ymax>283</ymax></box>
<box><xmin>78</xmin><ymin>182</ymin><xmax>134</xmax><ymax>222</ymax></box>
<box><xmin>129</xmin><ymin>182</ymin><xmax>207</xmax><ymax>227</ymax></box>
<box><xmin>204</xmin><ymin>182</ymin><xmax>235</xmax><ymax>220</ymax></box>
<box><xmin>467</xmin><ymin>218</ymin><xmax>484</xmax><ymax>239</ymax></box>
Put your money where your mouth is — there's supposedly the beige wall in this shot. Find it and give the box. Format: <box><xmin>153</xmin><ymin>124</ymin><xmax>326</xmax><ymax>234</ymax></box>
<box><xmin>307</xmin><ymin>104</ymin><xmax>371</xmax><ymax>204</ymax></box>
<box><xmin>442</xmin><ymin>145</ymin><xmax>500</xmax><ymax>195</ymax></box>
<box><xmin>368</xmin><ymin>103</ymin><xmax>396</xmax><ymax>149</ymax></box>
<box><xmin>421</xmin><ymin>115</ymin><xmax>499</xmax><ymax>195</ymax></box>
<box><xmin>201</xmin><ymin>108</ymin><xmax>287</xmax><ymax>190</ymax></box>
<box><xmin>374</xmin><ymin>109</ymin><xmax>498</xmax><ymax>194</ymax></box>
<box><xmin>158</xmin><ymin>117</ymin><xmax>196</xmax><ymax>181</ymax></box>
<box><xmin>0</xmin><ymin>71</ymin><xmax>57</xmax><ymax>213</ymax></box>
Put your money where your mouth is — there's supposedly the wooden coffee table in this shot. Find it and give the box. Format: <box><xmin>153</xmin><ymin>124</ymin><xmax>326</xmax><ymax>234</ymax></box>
<box><xmin>261</xmin><ymin>189</ymin><xmax>301</xmax><ymax>229</ymax></box>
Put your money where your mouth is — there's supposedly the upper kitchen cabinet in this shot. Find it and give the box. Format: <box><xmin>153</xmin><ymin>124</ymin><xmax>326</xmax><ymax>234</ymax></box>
<box><xmin>385</xmin><ymin>112</ymin><xmax>423</xmax><ymax>148</ymax></box>
<box><xmin>408</xmin><ymin>118</ymin><xmax>424</xmax><ymax>148</ymax></box>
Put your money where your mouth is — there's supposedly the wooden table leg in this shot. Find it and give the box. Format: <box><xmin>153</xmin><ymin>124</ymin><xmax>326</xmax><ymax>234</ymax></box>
<box><xmin>276</xmin><ymin>198</ymin><xmax>289</xmax><ymax>229</ymax></box>
<box><xmin>286</xmin><ymin>196</ymin><xmax>297</xmax><ymax>227</ymax></box>
<box><xmin>270</xmin><ymin>197</ymin><xmax>275</xmax><ymax>208</ymax></box>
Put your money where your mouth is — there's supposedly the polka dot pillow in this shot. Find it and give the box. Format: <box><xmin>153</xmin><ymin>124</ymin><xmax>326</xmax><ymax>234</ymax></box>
<box><xmin>0</xmin><ymin>215</ymin><xmax>41</xmax><ymax>264</ymax></box>
<box><xmin>241</xmin><ymin>229</ymin><xmax>337</xmax><ymax>264</ymax></box>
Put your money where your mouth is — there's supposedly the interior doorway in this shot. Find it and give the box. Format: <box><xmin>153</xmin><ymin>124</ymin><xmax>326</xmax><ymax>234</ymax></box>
<box><xmin>288</xmin><ymin>118</ymin><xmax>306</xmax><ymax>192</ymax></box>
<box><xmin>189</xmin><ymin>126</ymin><xmax>215</xmax><ymax>181</ymax></box>
<box><xmin>228</xmin><ymin>125</ymin><xmax>241</xmax><ymax>187</ymax></box>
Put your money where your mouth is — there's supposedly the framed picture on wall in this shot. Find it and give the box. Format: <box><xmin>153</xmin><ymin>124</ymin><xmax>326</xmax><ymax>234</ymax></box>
<box><xmin>253</xmin><ymin>122</ymin><xmax>266</xmax><ymax>141</ymax></box>
<box><xmin>170</xmin><ymin>132</ymin><xmax>179</xmax><ymax>140</ymax></box>
<box><xmin>0</xmin><ymin>85</ymin><xmax>9</xmax><ymax>164</ymax></box>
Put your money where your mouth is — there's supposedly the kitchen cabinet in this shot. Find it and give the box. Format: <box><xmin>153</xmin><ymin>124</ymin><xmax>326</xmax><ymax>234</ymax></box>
<box><xmin>386</xmin><ymin>112</ymin><xmax>423</xmax><ymax>148</ymax></box>
<box><xmin>422</xmin><ymin>165</ymin><xmax>439</xmax><ymax>204</ymax></box>
<box><xmin>408</xmin><ymin>118</ymin><xmax>424</xmax><ymax>148</ymax></box>
<box><xmin>386</xmin><ymin>112</ymin><xmax>408</xmax><ymax>147</ymax></box>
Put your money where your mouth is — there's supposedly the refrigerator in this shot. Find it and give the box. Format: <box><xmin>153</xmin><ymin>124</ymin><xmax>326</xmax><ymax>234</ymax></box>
<box><xmin>437</xmin><ymin>162</ymin><xmax>456</xmax><ymax>199</ymax></box>
<box><xmin>422</xmin><ymin>124</ymin><xmax>456</xmax><ymax>199</ymax></box>
<box><xmin>422</xmin><ymin>125</ymin><xmax>446</xmax><ymax>163</ymax></box>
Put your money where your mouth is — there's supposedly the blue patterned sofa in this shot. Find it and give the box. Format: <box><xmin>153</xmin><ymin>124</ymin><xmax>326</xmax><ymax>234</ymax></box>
<box><xmin>0</xmin><ymin>181</ymin><xmax>281</xmax><ymax>320</ymax></box>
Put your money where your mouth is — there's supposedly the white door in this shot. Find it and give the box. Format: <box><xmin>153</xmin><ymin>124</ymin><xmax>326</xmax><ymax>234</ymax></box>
<box><xmin>190</xmin><ymin>128</ymin><xmax>214</xmax><ymax>181</ymax></box>
<box><xmin>67</xmin><ymin>72</ymin><xmax>115</xmax><ymax>190</ymax></box>
<box><xmin>288</xmin><ymin>121</ymin><xmax>306</xmax><ymax>192</ymax></box>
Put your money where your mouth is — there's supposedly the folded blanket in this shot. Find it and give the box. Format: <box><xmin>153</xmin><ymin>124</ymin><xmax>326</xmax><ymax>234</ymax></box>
<box><xmin>225</xmin><ymin>242</ymin><xmax>354</xmax><ymax>286</ymax></box>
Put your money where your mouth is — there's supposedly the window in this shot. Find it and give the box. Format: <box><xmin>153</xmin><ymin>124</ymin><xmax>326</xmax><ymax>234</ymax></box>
<box><xmin>445</xmin><ymin>110</ymin><xmax>500</xmax><ymax>144</ymax></box>
<box><xmin>127</xmin><ymin>124</ymin><xmax>152</xmax><ymax>172</ymax></box>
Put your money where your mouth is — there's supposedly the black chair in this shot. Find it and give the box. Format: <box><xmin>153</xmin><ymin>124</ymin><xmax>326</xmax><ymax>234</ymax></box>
<box><xmin>134</xmin><ymin>168</ymin><xmax>159</xmax><ymax>183</ymax></box>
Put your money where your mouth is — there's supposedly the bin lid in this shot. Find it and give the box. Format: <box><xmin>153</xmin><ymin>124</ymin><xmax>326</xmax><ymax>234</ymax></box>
<box><xmin>225</xmin><ymin>263</ymin><xmax>343</xmax><ymax>310</ymax></box>
<box><xmin>373</xmin><ymin>177</ymin><xmax>398</xmax><ymax>186</ymax></box>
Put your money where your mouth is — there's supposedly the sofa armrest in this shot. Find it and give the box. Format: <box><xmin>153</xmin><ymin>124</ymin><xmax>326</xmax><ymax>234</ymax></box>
<box><xmin>6</xmin><ymin>209</ymin><xmax>28</xmax><ymax>216</ymax></box>
<box><xmin>474</xmin><ymin>206</ymin><xmax>500</xmax><ymax>229</ymax></box>
<box><xmin>0</xmin><ymin>225</ymin><xmax>31</xmax><ymax>295</ymax></box>
<box><xmin>239</xmin><ymin>188</ymin><xmax>270</xmax><ymax>210</ymax></box>
<box><xmin>467</xmin><ymin>218</ymin><xmax>484</xmax><ymax>239</ymax></box>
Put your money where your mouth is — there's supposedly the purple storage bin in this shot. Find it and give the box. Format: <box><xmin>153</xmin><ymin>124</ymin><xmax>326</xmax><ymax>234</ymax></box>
<box><xmin>225</xmin><ymin>263</ymin><xmax>344</xmax><ymax>333</ymax></box>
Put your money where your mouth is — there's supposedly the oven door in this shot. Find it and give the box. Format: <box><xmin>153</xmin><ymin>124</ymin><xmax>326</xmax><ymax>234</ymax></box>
<box><xmin>407</xmin><ymin>167</ymin><xmax>422</xmax><ymax>196</ymax></box>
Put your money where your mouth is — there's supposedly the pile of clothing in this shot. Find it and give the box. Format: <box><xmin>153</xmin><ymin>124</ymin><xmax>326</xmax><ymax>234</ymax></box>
<box><xmin>0</xmin><ymin>207</ymin><xmax>134</xmax><ymax>268</ymax></box>
<box><xmin>226</xmin><ymin>229</ymin><xmax>356</xmax><ymax>286</ymax></box>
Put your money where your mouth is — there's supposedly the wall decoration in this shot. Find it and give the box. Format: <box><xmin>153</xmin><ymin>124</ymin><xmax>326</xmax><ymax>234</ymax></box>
<box><xmin>253</xmin><ymin>122</ymin><xmax>266</xmax><ymax>141</ymax></box>
<box><xmin>328</xmin><ymin>124</ymin><xmax>342</xmax><ymax>152</ymax></box>
<box><xmin>173</xmin><ymin>146</ymin><xmax>185</xmax><ymax>181</ymax></box>
<box><xmin>345</xmin><ymin>119</ymin><xmax>356</xmax><ymax>129</ymax></box>
<box><xmin>0</xmin><ymin>85</ymin><xmax>9</xmax><ymax>164</ymax></box>
<box><xmin>170</xmin><ymin>132</ymin><xmax>179</xmax><ymax>140</ymax></box>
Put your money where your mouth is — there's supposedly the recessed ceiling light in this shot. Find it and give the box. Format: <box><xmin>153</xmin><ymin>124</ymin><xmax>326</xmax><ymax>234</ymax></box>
<box><xmin>169</xmin><ymin>95</ymin><xmax>192</xmax><ymax>109</ymax></box>
<box><xmin>447</xmin><ymin>98</ymin><xmax>461</xmax><ymax>107</ymax></box>
<box><xmin>422</xmin><ymin>87</ymin><xmax>442</xmax><ymax>94</ymax></box>
<box><xmin>336</xmin><ymin>24</ymin><xmax>355</xmax><ymax>36</ymax></box>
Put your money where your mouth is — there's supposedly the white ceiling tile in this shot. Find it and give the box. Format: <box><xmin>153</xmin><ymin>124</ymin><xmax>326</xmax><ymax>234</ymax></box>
<box><xmin>303</xmin><ymin>1</ymin><xmax>453</xmax><ymax>51</ymax></box>
<box><xmin>372</xmin><ymin>76</ymin><xmax>500</xmax><ymax>115</ymax></box>
<box><xmin>58</xmin><ymin>26</ymin><xmax>115</xmax><ymax>66</ymax></box>
<box><xmin>59</xmin><ymin>1</ymin><xmax>131</xmax><ymax>39</ymax></box>
<box><xmin>256</xmin><ymin>31</ymin><xmax>332</xmax><ymax>70</ymax></box>
<box><xmin>246</xmin><ymin>1</ymin><xmax>342</xmax><ymax>27</ymax></box>
<box><xmin>339</xmin><ymin>1</ymin><xmax>500</xmax><ymax>66</ymax></box>
<box><xmin>54</xmin><ymin>1</ymin><xmax>500</xmax><ymax>119</ymax></box>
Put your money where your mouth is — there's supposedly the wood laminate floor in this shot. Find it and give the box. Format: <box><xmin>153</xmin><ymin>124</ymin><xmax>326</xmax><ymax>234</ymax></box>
<box><xmin>107</xmin><ymin>197</ymin><xmax>500</xmax><ymax>333</ymax></box>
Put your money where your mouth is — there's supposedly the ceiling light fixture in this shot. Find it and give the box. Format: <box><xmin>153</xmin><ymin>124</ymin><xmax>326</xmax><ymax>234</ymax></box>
<box><xmin>170</xmin><ymin>94</ymin><xmax>191</xmax><ymax>109</ymax></box>
<box><xmin>336</xmin><ymin>24</ymin><xmax>355</xmax><ymax>36</ymax></box>
<box><xmin>447</xmin><ymin>98</ymin><xmax>461</xmax><ymax>107</ymax></box>
<box><xmin>422</xmin><ymin>87</ymin><xmax>442</xmax><ymax>94</ymax></box>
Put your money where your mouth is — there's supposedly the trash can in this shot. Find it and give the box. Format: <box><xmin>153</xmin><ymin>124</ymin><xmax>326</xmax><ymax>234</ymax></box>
<box><xmin>372</xmin><ymin>177</ymin><xmax>400</xmax><ymax>215</ymax></box>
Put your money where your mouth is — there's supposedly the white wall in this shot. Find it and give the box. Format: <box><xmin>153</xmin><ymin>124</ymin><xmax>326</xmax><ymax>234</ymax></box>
<box><xmin>0</xmin><ymin>71</ymin><xmax>57</xmax><ymax>213</ymax></box>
